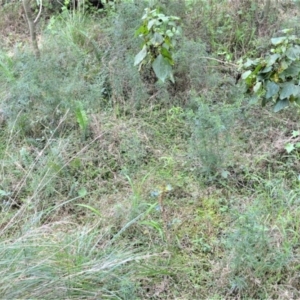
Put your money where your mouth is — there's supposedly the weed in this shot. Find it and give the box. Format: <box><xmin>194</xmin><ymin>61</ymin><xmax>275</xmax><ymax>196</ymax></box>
<box><xmin>216</xmin><ymin>174</ymin><xmax>300</xmax><ymax>298</ymax></box>
<box><xmin>188</xmin><ymin>100</ymin><xmax>238</xmax><ymax>178</ymax></box>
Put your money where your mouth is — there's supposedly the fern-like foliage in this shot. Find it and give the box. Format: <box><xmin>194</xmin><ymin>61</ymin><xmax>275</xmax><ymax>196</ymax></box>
<box><xmin>75</xmin><ymin>101</ymin><xmax>88</xmax><ymax>133</ymax></box>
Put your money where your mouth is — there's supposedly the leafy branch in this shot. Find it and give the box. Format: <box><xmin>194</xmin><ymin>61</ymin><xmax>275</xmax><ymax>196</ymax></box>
<box><xmin>240</xmin><ymin>29</ymin><xmax>300</xmax><ymax>112</ymax></box>
<box><xmin>134</xmin><ymin>8</ymin><xmax>182</xmax><ymax>83</ymax></box>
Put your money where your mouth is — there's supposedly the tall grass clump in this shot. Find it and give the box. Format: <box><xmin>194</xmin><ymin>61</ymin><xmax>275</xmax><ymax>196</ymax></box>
<box><xmin>0</xmin><ymin>220</ymin><xmax>147</xmax><ymax>299</ymax></box>
<box><xmin>0</xmin><ymin>123</ymin><xmax>160</xmax><ymax>298</ymax></box>
<box><xmin>0</xmin><ymin>121</ymin><xmax>78</xmax><ymax>221</ymax></box>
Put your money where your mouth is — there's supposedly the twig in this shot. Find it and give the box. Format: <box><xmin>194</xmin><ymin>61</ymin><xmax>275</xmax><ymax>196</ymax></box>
<box><xmin>34</xmin><ymin>0</ymin><xmax>43</xmax><ymax>24</ymax></box>
<box><xmin>199</xmin><ymin>56</ymin><xmax>239</xmax><ymax>68</ymax></box>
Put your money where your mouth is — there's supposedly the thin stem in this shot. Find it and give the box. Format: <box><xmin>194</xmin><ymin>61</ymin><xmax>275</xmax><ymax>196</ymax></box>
<box><xmin>198</xmin><ymin>56</ymin><xmax>239</xmax><ymax>68</ymax></box>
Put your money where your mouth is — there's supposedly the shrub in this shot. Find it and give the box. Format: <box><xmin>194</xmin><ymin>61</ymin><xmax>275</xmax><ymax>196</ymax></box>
<box><xmin>223</xmin><ymin>198</ymin><xmax>295</xmax><ymax>298</ymax></box>
<box><xmin>240</xmin><ymin>30</ymin><xmax>300</xmax><ymax>112</ymax></box>
<box><xmin>1</xmin><ymin>12</ymin><xmax>105</xmax><ymax>137</ymax></box>
<box><xmin>134</xmin><ymin>7</ymin><xmax>182</xmax><ymax>83</ymax></box>
<box><xmin>188</xmin><ymin>100</ymin><xmax>238</xmax><ymax>178</ymax></box>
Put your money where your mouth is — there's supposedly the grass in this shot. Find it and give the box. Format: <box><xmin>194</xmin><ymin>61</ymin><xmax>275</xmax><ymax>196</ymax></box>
<box><xmin>1</xmin><ymin>0</ymin><xmax>300</xmax><ymax>298</ymax></box>
<box><xmin>0</xmin><ymin>220</ymin><xmax>149</xmax><ymax>299</ymax></box>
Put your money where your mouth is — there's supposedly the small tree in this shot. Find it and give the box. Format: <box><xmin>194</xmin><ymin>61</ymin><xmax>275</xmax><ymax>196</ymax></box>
<box><xmin>134</xmin><ymin>8</ymin><xmax>182</xmax><ymax>83</ymax></box>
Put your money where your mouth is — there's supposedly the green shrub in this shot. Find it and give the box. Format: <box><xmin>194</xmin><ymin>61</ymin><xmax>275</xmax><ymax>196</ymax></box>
<box><xmin>2</xmin><ymin>13</ymin><xmax>105</xmax><ymax>137</ymax></box>
<box><xmin>188</xmin><ymin>100</ymin><xmax>237</xmax><ymax>177</ymax></box>
<box><xmin>224</xmin><ymin>199</ymin><xmax>295</xmax><ymax>298</ymax></box>
<box><xmin>240</xmin><ymin>30</ymin><xmax>300</xmax><ymax>112</ymax></box>
<box><xmin>134</xmin><ymin>7</ymin><xmax>182</xmax><ymax>83</ymax></box>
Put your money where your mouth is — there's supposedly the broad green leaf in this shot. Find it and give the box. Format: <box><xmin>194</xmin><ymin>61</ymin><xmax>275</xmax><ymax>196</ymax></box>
<box><xmin>278</xmin><ymin>61</ymin><xmax>290</xmax><ymax>80</ymax></box>
<box><xmin>292</xmin><ymin>130</ymin><xmax>300</xmax><ymax>137</ymax></box>
<box><xmin>278</xmin><ymin>45</ymin><xmax>287</xmax><ymax>54</ymax></box>
<box><xmin>281</xmin><ymin>62</ymin><xmax>300</xmax><ymax>77</ymax></box>
<box><xmin>257</xmin><ymin>73</ymin><xmax>268</xmax><ymax>81</ymax></box>
<box><xmin>253</xmin><ymin>82</ymin><xmax>262</xmax><ymax>93</ymax></box>
<box><xmin>149</xmin><ymin>9</ymin><xmax>158</xmax><ymax>16</ymax></box>
<box><xmin>147</xmin><ymin>19</ymin><xmax>157</xmax><ymax>30</ymax></box>
<box><xmin>151</xmin><ymin>32</ymin><xmax>164</xmax><ymax>45</ymax></box>
<box><xmin>152</xmin><ymin>54</ymin><xmax>172</xmax><ymax>82</ymax></box>
<box><xmin>134</xmin><ymin>45</ymin><xmax>147</xmax><ymax>66</ymax></box>
<box><xmin>296</xmin><ymin>142</ymin><xmax>300</xmax><ymax>148</ymax></box>
<box><xmin>280</xmin><ymin>82</ymin><xmax>300</xmax><ymax>99</ymax></box>
<box><xmin>265</xmin><ymin>81</ymin><xmax>279</xmax><ymax>99</ymax></box>
<box><xmin>135</xmin><ymin>25</ymin><xmax>148</xmax><ymax>37</ymax></box>
<box><xmin>266</xmin><ymin>54</ymin><xmax>280</xmax><ymax>67</ymax></box>
<box><xmin>241</xmin><ymin>70</ymin><xmax>252</xmax><ymax>79</ymax></box>
<box><xmin>166</xmin><ymin>30</ymin><xmax>174</xmax><ymax>38</ymax></box>
<box><xmin>160</xmin><ymin>16</ymin><xmax>169</xmax><ymax>22</ymax></box>
<box><xmin>274</xmin><ymin>99</ymin><xmax>289</xmax><ymax>112</ymax></box>
<box><xmin>162</xmin><ymin>42</ymin><xmax>170</xmax><ymax>50</ymax></box>
<box><xmin>261</xmin><ymin>66</ymin><xmax>272</xmax><ymax>73</ymax></box>
<box><xmin>164</xmin><ymin>36</ymin><xmax>172</xmax><ymax>48</ymax></box>
<box><xmin>168</xmin><ymin>22</ymin><xmax>176</xmax><ymax>27</ymax></box>
<box><xmin>252</xmin><ymin>63</ymin><xmax>264</xmax><ymax>75</ymax></box>
<box><xmin>285</xmin><ymin>143</ymin><xmax>295</xmax><ymax>153</ymax></box>
<box><xmin>285</xmin><ymin>45</ymin><xmax>300</xmax><ymax>61</ymax></box>
<box><xmin>0</xmin><ymin>189</ymin><xmax>10</xmax><ymax>197</ymax></box>
<box><xmin>271</xmin><ymin>36</ymin><xmax>286</xmax><ymax>45</ymax></box>
<box><xmin>243</xmin><ymin>58</ymin><xmax>258</xmax><ymax>68</ymax></box>
<box><xmin>78</xmin><ymin>187</ymin><xmax>87</xmax><ymax>197</ymax></box>
<box><xmin>280</xmin><ymin>60</ymin><xmax>289</xmax><ymax>71</ymax></box>
<box><xmin>161</xmin><ymin>47</ymin><xmax>173</xmax><ymax>63</ymax></box>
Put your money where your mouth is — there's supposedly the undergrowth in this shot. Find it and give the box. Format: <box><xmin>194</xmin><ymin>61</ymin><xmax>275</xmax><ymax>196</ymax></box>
<box><xmin>1</xmin><ymin>0</ymin><xmax>300</xmax><ymax>299</ymax></box>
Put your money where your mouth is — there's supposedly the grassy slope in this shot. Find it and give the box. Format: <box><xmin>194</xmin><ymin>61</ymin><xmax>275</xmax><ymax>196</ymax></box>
<box><xmin>1</xmin><ymin>0</ymin><xmax>300</xmax><ymax>299</ymax></box>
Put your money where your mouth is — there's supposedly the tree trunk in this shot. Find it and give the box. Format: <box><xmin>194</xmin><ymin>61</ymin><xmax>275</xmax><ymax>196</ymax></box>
<box><xmin>22</xmin><ymin>0</ymin><xmax>41</xmax><ymax>58</ymax></box>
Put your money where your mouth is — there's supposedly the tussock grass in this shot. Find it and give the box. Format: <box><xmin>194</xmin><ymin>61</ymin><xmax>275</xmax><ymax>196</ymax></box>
<box><xmin>0</xmin><ymin>220</ymin><xmax>151</xmax><ymax>299</ymax></box>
